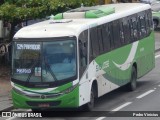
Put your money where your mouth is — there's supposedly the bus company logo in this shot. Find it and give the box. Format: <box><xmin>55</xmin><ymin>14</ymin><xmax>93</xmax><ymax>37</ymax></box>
<box><xmin>40</xmin><ymin>95</ymin><xmax>46</xmax><ymax>99</ymax></box>
<box><xmin>96</xmin><ymin>60</ymin><xmax>109</xmax><ymax>72</ymax></box>
<box><xmin>2</xmin><ymin>112</ymin><xmax>11</xmax><ymax>117</ymax></box>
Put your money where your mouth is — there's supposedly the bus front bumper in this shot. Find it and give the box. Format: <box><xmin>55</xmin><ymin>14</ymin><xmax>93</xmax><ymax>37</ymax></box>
<box><xmin>12</xmin><ymin>87</ymin><xmax>79</xmax><ymax>109</ymax></box>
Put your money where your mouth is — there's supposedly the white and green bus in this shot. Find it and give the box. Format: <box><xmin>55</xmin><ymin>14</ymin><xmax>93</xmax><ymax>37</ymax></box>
<box><xmin>11</xmin><ymin>3</ymin><xmax>155</xmax><ymax>111</ymax></box>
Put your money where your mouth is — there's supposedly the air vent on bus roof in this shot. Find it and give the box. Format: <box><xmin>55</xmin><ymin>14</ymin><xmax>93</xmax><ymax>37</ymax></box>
<box><xmin>54</xmin><ymin>6</ymin><xmax>115</xmax><ymax>20</ymax></box>
<box><xmin>49</xmin><ymin>20</ymin><xmax>73</xmax><ymax>24</ymax></box>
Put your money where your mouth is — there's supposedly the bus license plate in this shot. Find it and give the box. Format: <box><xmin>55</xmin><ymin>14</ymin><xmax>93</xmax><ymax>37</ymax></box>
<box><xmin>38</xmin><ymin>103</ymin><xmax>50</xmax><ymax>107</ymax></box>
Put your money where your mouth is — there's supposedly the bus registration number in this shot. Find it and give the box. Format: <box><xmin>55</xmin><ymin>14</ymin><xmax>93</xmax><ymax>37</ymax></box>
<box><xmin>38</xmin><ymin>103</ymin><xmax>50</xmax><ymax>108</ymax></box>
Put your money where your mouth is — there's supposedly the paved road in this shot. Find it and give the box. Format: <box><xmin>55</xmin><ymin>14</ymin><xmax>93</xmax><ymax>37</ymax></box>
<box><xmin>155</xmin><ymin>30</ymin><xmax>160</xmax><ymax>51</ymax></box>
<box><xmin>1</xmin><ymin>31</ymin><xmax>160</xmax><ymax>120</ymax></box>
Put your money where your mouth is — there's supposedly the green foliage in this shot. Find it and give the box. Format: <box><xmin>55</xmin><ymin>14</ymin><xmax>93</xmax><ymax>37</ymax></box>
<box><xmin>0</xmin><ymin>0</ymin><xmax>96</xmax><ymax>22</ymax></box>
<box><xmin>0</xmin><ymin>0</ymin><xmax>96</xmax><ymax>41</ymax></box>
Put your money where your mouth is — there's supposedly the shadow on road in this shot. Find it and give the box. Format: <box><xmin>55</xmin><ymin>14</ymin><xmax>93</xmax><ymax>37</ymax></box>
<box><xmin>154</xmin><ymin>28</ymin><xmax>160</xmax><ymax>31</ymax></box>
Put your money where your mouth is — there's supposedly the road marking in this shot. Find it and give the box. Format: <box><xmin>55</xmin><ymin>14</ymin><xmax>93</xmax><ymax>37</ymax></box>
<box><xmin>111</xmin><ymin>102</ymin><xmax>132</xmax><ymax>111</ymax></box>
<box><xmin>154</xmin><ymin>88</ymin><xmax>157</xmax><ymax>90</ymax></box>
<box><xmin>158</xmin><ymin>85</ymin><xmax>160</xmax><ymax>87</ymax></box>
<box><xmin>155</xmin><ymin>54</ymin><xmax>160</xmax><ymax>58</ymax></box>
<box><xmin>96</xmin><ymin>117</ymin><xmax>106</xmax><ymax>120</ymax></box>
<box><xmin>136</xmin><ymin>90</ymin><xmax>155</xmax><ymax>99</ymax></box>
<box><xmin>96</xmin><ymin>102</ymin><xmax>132</xmax><ymax>120</ymax></box>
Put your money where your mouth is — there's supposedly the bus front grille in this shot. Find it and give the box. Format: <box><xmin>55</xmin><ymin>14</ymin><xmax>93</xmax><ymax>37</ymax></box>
<box><xmin>26</xmin><ymin>101</ymin><xmax>61</xmax><ymax>107</ymax></box>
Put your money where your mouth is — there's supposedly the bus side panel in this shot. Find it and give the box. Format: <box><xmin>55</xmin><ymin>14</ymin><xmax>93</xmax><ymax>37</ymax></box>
<box><xmin>79</xmin><ymin>61</ymin><xmax>97</xmax><ymax>106</ymax></box>
<box><xmin>136</xmin><ymin>32</ymin><xmax>155</xmax><ymax>78</ymax></box>
<box><xmin>95</xmin><ymin>43</ymin><xmax>134</xmax><ymax>90</ymax></box>
<box><xmin>79</xmin><ymin>42</ymin><xmax>137</xmax><ymax>104</ymax></box>
<box><xmin>79</xmin><ymin>59</ymin><xmax>120</xmax><ymax>106</ymax></box>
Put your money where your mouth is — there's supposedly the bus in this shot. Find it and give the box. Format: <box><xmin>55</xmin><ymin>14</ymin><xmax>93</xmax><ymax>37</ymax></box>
<box><xmin>11</xmin><ymin>3</ymin><xmax>155</xmax><ymax>111</ymax></box>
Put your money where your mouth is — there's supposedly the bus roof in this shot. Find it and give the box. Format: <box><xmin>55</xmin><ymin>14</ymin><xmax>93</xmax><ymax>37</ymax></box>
<box><xmin>14</xmin><ymin>3</ymin><xmax>151</xmax><ymax>39</ymax></box>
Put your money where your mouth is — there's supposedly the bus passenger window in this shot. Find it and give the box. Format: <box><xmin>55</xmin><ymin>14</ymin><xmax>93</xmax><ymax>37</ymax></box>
<box><xmin>132</xmin><ymin>18</ymin><xmax>138</xmax><ymax>41</ymax></box>
<box><xmin>120</xmin><ymin>21</ymin><xmax>125</xmax><ymax>44</ymax></box>
<box><xmin>90</xmin><ymin>27</ymin><xmax>99</xmax><ymax>57</ymax></box>
<box><xmin>139</xmin><ymin>15</ymin><xmax>146</xmax><ymax>38</ymax></box>
<box><xmin>112</xmin><ymin>20</ymin><xmax>121</xmax><ymax>48</ymax></box>
<box><xmin>97</xmin><ymin>26</ymin><xmax>104</xmax><ymax>54</ymax></box>
<box><xmin>102</xmin><ymin>24</ymin><xmax>111</xmax><ymax>52</ymax></box>
<box><xmin>145</xmin><ymin>10</ymin><xmax>151</xmax><ymax>35</ymax></box>
<box><xmin>123</xmin><ymin>18</ymin><xmax>131</xmax><ymax>44</ymax></box>
<box><xmin>79</xmin><ymin>41</ymin><xmax>87</xmax><ymax>67</ymax></box>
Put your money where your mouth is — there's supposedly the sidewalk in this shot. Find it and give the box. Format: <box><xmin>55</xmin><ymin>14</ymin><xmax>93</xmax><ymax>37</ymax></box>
<box><xmin>155</xmin><ymin>30</ymin><xmax>160</xmax><ymax>51</ymax></box>
<box><xmin>0</xmin><ymin>66</ymin><xmax>11</xmax><ymax>96</ymax></box>
<box><xmin>0</xmin><ymin>65</ymin><xmax>13</xmax><ymax>111</ymax></box>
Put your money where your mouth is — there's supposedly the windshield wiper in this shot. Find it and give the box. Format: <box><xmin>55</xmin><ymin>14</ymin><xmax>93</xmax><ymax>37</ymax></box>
<box><xmin>26</xmin><ymin>58</ymin><xmax>58</xmax><ymax>83</ymax></box>
<box><xmin>26</xmin><ymin>60</ymin><xmax>39</xmax><ymax>83</ymax></box>
<box><xmin>44</xmin><ymin>57</ymin><xmax>57</xmax><ymax>81</ymax></box>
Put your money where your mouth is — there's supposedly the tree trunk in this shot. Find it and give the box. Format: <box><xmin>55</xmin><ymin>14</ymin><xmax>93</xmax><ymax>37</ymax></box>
<box><xmin>9</xmin><ymin>21</ymin><xmax>16</xmax><ymax>42</ymax></box>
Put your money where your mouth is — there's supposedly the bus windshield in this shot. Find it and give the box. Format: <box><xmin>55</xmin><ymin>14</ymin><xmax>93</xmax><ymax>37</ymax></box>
<box><xmin>12</xmin><ymin>39</ymin><xmax>77</xmax><ymax>85</ymax></box>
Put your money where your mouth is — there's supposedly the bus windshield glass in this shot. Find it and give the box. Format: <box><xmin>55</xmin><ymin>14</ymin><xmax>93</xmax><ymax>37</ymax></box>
<box><xmin>12</xmin><ymin>39</ymin><xmax>77</xmax><ymax>85</ymax></box>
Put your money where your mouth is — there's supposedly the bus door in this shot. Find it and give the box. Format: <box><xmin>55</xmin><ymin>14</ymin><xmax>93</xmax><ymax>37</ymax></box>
<box><xmin>79</xmin><ymin>30</ymin><xmax>88</xmax><ymax>78</ymax></box>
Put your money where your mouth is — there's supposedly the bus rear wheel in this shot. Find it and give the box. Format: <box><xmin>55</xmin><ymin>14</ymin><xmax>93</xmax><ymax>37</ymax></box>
<box><xmin>31</xmin><ymin>108</ymin><xmax>39</xmax><ymax>112</ymax></box>
<box><xmin>127</xmin><ymin>66</ymin><xmax>137</xmax><ymax>91</ymax></box>
<box><xmin>153</xmin><ymin>20</ymin><xmax>158</xmax><ymax>29</ymax></box>
<box><xmin>84</xmin><ymin>87</ymin><xmax>95</xmax><ymax>111</ymax></box>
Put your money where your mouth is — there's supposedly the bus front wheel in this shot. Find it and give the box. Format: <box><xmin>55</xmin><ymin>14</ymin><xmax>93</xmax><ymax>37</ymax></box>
<box><xmin>127</xmin><ymin>66</ymin><xmax>137</xmax><ymax>91</ymax></box>
<box><xmin>84</xmin><ymin>87</ymin><xmax>95</xmax><ymax>111</ymax></box>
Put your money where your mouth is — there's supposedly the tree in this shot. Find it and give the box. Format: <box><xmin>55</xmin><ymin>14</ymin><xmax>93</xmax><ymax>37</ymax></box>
<box><xmin>0</xmin><ymin>0</ymin><xmax>96</xmax><ymax>41</ymax></box>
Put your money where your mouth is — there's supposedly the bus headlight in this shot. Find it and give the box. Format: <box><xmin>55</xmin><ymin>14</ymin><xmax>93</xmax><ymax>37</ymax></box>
<box><xmin>13</xmin><ymin>87</ymin><xmax>25</xmax><ymax>95</ymax></box>
<box><xmin>61</xmin><ymin>84</ymin><xmax>78</xmax><ymax>94</ymax></box>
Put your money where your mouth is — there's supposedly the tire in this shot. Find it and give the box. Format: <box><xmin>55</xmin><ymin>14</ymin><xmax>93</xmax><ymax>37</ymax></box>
<box><xmin>153</xmin><ymin>20</ymin><xmax>158</xmax><ymax>30</ymax></box>
<box><xmin>127</xmin><ymin>66</ymin><xmax>137</xmax><ymax>91</ymax></box>
<box><xmin>31</xmin><ymin>108</ymin><xmax>39</xmax><ymax>112</ymax></box>
<box><xmin>84</xmin><ymin>87</ymin><xmax>95</xmax><ymax>111</ymax></box>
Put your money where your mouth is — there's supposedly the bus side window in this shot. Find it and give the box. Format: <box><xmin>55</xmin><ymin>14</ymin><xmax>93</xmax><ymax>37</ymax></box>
<box><xmin>119</xmin><ymin>19</ymin><xmax>125</xmax><ymax>45</ymax></box>
<box><xmin>97</xmin><ymin>26</ymin><xmax>104</xmax><ymax>54</ymax></box>
<box><xmin>112</xmin><ymin>20</ymin><xmax>121</xmax><ymax>48</ymax></box>
<box><xmin>108</xmin><ymin>22</ymin><xmax>114</xmax><ymax>49</ymax></box>
<box><xmin>145</xmin><ymin>10</ymin><xmax>152</xmax><ymax>35</ymax></box>
<box><xmin>79</xmin><ymin>41</ymin><xmax>87</xmax><ymax>67</ymax></box>
<box><xmin>132</xmin><ymin>17</ymin><xmax>138</xmax><ymax>41</ymax></box>
<box><xmin>148</xmin><ymin>9</ymin><xmax>153</xmax><ymax>30</ymax></box>
<box><xmin>145</xmin><ymin>10</ymin><xmax>150</xmax><ymax>35</ymax></box>
<box><xmin>79</xmin><ymin>30</ymin><xmax>88</xmax><ymax>77</ymax></box>
<box><xmin>90</xmin><ymin>27</ymin><xmax>99</xmax><ymax>58</ymax></box>
<box><xmin>122</xmin><ymin>18</ymin><xmax>130</xmax><ymax>44</ymax></box>
<box><xmin>102</xmin><ymin>24</ymin><xmax>111</xmax><ymax>52</ymax></box>
<box><xmin>129</xmin><ymin>17</ymin><xmax>134</xmax><ymax>42</ymax></box>
<box><xmin>139</xmin><ymin>12</ymin><xmax>146</xmax><ymax>38</ymax></box>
